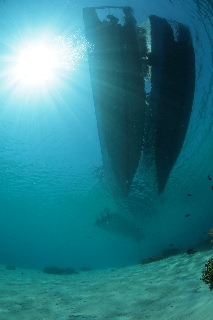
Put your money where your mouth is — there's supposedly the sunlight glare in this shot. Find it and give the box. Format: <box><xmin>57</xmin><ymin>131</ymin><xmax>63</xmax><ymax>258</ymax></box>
<box><xmin>15</xmin><ymin>43</ymin><xmax>58</xmax><ymax>86</ymax></box>
<box><xmin>3</xmin><ymin>32</ymin><xmax>93</xmax><ymax>97</ymax></box>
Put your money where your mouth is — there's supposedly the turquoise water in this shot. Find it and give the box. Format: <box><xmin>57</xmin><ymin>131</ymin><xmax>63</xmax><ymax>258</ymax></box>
<box><xmin>0</xmin><ymin>0</ymin><xmax>213</xmax><ymax>271</ymax></box>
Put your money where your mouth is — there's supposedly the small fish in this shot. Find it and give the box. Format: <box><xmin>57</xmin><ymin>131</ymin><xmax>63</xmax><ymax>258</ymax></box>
<box><xmin>185</xmin><ymin>214</ymin><xmax>191</xmax><ymax>217</ymax></box>
<box><xmin>208</xmin><ymin>175</ymin><xmax>212</xmax><ymax>180</ymax></box>
<box><xmin>169</xmin><ymin>244</ymin><xmax>174</xmax><ymax>247</ymax></box>
<box><xmin>187</xmin><ymin>194</ymin><xmax>192</xmax><ymax>196</ymax></box>
<box><xmin>187</xmin><ymin>248</ymin><xmax>197</xmax><ymax>255</ymax></box>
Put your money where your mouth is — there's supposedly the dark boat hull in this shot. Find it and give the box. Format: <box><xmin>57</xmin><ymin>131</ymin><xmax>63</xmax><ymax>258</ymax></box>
<box><xmin>83</xmin><ymin>7</ymin><xmax>146</xmax><ymax>196</ymax></box>
<box><xmin>83</xmin><ymin>7</ymin><xmax>195</xmax><ymax>196</ymax></box>
<box><xmin>149</xmin><ymin>15</ymin><xmax>195</xmax><ymax>194</ymax></box>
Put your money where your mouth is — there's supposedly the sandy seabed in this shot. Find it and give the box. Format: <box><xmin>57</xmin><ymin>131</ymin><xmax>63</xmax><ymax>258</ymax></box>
<box><xmin>0</xmin><ymin>250</ymin><xmax>212</xmax><ymax>320</ymax></box>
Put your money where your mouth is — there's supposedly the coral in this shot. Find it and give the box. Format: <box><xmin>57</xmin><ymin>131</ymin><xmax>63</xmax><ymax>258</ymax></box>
<box><xmin>201</xmin><ymin>258</ymin><xmax>213</xmax><ymax>290</ymax></box>
<box><xmin>209</xmin><ymin>228</ymin><xmax>213</xmax><ymax>242</ymax></box>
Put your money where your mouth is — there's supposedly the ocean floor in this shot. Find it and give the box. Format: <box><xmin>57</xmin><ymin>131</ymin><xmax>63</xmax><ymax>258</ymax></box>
<box><xmin>0</xmin><ymin>250</ymin><xmax>212</xmax><ymax>320</ymax></box>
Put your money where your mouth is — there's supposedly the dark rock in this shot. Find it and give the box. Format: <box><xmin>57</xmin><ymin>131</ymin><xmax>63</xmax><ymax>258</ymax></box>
<box><xmin>141</xmin><ymin>255</ymin><xmax>164</xmax><ymax>265</ymax></box>
<box><xmin>161</xmin><ymin>248</ymin><xmax>182</xmax><ymax>258</ymax></box>
<box><xmin>6</xmin><ymin>264</ymin><xmax>16</xmax><ymax>270</ymax></box>
<box><xmin>43</xmin><ymin>266</ymin><xmax>78</xmax><ymax>275</ymax></box>
<box><xmin>186</xmin><ymin>248</ymin><xmax>197</xmax><ymax>255</ymax></box>
<box><xmin>79</xmin><ymin>267</ymin><xmax>92</xmax><ymax>272</ymax></box>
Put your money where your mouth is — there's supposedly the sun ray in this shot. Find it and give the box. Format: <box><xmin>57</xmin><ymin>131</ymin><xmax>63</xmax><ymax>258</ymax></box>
<box><xmin>1</xmin><ymin>31</ymin><xmax>93</xmax><ymax>101</ymax></box>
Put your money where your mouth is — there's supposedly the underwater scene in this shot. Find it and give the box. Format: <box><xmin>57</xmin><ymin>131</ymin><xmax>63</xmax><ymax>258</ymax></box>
<box><xmin>0</xmin><ymin>0</ymin><xmax>213</xmax><ymax>319</ymax></box>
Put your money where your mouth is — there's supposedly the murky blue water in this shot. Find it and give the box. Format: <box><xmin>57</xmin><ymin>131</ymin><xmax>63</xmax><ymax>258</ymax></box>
<box><xmin>0</xmin><ymin>0</ymin><xmax>212</xmax><ymax>271</ymax></box>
